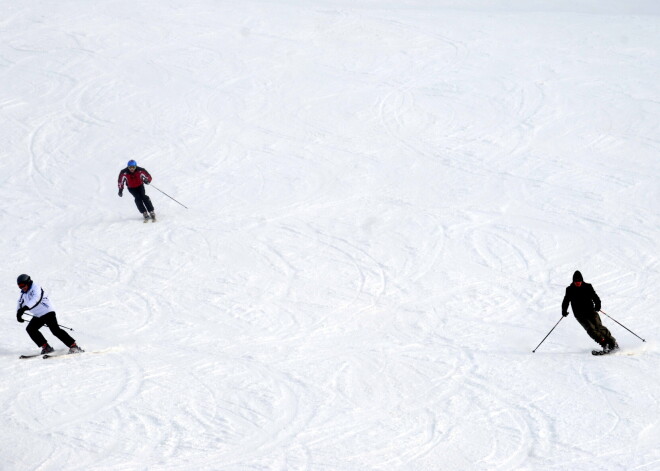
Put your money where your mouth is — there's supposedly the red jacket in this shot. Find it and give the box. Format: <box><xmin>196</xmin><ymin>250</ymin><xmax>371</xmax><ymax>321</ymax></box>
<box><xmin>118</xmin><ymin>166</ymin><xmax>152</xmax><ymax>190</ymax></box>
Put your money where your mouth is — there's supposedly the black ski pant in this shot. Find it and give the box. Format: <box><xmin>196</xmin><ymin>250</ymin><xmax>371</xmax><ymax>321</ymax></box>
<box><xmin>26</xmin><ymin>312</ymin><xmax>75</xmax><ymax>348</ymax></box>
<box><xmin>128</xmin><ymin>185</ymin><xmax>154</xmax><ymax>214</ymax></box>
<box><xmin>575</xmin><ymin>311</ymin><xmax>615</xmax><ymax>346</ymax></box>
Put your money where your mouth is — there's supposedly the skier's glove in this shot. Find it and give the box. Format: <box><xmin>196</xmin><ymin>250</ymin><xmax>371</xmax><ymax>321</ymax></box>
<box><xmin>118</xmin><ymin>188</ymin><xmax>123</xmax><ymax>197</ymax></box>
<box><xmin>16</xmin><ymin>309</ymin><xmax>25</xmax><ymax>323</ymax></box>
<box><xmin>143</xmin><ymin>179</ymin><xmax>150</xmax><ymax>185</ymax></box>
<box><xmin>562</xmin><ymin>311</ymin><xmax>569</xmax><ymax>317</ymax></box>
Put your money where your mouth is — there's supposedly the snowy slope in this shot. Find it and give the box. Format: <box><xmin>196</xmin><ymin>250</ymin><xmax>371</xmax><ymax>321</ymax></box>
<box><xmin>1</xmin><ymin>1</ymin><xmax>658</xmax><ymax>470</ymax></box>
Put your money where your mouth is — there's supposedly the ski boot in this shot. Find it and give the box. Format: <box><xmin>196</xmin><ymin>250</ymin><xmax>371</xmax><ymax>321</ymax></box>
<box><xmin>41</xmin><ymin>343</ymin><xmax>54</xmax><ymax>354</ymax></box>
<box><xmin>607</xmin><ymin>339</ymin><xmax>619</xmax><ymax>353</ymax></box>
<box><xmin>68</xmin><ymin>343</ymin><xmax>84</xmax><ymax>354</ymax></box>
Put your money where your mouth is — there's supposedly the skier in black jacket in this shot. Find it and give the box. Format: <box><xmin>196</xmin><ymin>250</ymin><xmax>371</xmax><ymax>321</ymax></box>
<box><xmin>562</xmin><ymin>270</ymin><xmax>618</xmax><ymax>353</ymax></box>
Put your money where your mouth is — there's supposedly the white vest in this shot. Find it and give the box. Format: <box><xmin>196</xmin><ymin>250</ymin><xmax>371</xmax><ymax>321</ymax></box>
<box><xmin>17</xmin><ymin>283</ymin><xmax>55</xmax><ymax>318</ymax></box>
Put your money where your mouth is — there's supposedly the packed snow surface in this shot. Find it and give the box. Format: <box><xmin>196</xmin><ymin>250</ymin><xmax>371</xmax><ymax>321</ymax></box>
<box><xmin>1</xmin><ymin>1</ymin><xmax>658</xmax><ymax>470</ymax></box>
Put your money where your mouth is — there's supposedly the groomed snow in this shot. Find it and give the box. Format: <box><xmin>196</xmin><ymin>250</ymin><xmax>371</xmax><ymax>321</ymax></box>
<box><xmin>1</xmin><ymin>1</ymin><xmax>658</xmax><ymax>470</ymax></box>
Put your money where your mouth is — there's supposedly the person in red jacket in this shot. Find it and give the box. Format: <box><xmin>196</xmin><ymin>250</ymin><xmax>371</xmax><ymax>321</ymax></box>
<box><xmin>118</xmin><ymin>160</ymin><xmax>156</xmax><ymax>220</ymax></box>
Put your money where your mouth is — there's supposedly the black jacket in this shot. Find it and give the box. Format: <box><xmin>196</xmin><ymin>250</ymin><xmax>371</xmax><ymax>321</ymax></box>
<box><xmin>562</xmin><ymin>282</ymin><xmax>601</xmax><ymax>317</ymax></box>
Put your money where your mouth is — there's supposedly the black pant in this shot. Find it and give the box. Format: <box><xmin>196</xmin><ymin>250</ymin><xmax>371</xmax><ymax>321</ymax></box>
<box><xmin>575</xmin><ymin>311</ymin><xmax>615</xmax><ymax>346</ymax></box>
<box><xmin>128</xmin><ymin>185</ymin><xmax>154</xmax><ymax>213</ymax></box>
<box><xmin>26</xmin><ymin>312</ymin><xmax>75</xmax><ymax>348</ymax></box>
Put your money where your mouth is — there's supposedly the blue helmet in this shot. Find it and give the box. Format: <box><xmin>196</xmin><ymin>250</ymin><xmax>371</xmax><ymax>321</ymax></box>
<box><xmin>127</xmin><ymin>160</ymin><xmax>137</xmax><ymax>167</ymax></box>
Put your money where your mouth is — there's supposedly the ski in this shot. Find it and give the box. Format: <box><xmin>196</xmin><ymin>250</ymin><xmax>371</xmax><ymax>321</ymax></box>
<box><xmin>43</xmin><ymin>351</ymin><xmax>84</xmax><ymax>359</ymax></box>
<box><xmin>43</xmin><ymin>353</ymin><xmax>68</xmax><ymax>359</ymax></box>
<box><xmin>20</xmin><ymin>349</ymin><xmax>67</xmax><ymax>359</ymax></box>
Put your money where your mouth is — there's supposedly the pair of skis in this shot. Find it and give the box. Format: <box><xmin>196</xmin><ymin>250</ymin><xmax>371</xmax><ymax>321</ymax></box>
<box><xmin>20</xmin><ymin>350</ymin><xmax>83</xmax><ymax>360</ymax></box>
<box><xmin>591</xmin><ymin>347</ymin><xmax>620</xmax><ymax>356</ymax></box>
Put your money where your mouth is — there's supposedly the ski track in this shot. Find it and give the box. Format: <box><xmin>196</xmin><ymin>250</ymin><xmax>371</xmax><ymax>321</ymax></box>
<box><xmin>1</xmin><ymin>2</ymin><xmax>659</xmax><ymax>471</ymax></box>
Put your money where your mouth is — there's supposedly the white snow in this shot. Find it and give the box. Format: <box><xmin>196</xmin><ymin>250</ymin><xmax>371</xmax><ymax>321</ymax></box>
<box><xmin>1</xmin><ymin>1</ymin><xmax>659</xmax><ymax>470</ymax></box>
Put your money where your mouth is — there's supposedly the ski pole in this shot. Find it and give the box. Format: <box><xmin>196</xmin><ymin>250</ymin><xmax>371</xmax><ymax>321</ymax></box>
<box><xmin>599</xmin><ymin>310</ymin><xmax>645</xmax><ymax>342</ymax></box>
<box><xmin>24</xmin><ymin>313</ymin><xmax>74</xmax><ymax>331</ymax></box>
<box><xmin>150</xmin><ymin>184</ymin><xmax>188</xmax><ymax>209</ymax></box>
<box><xmin>532</xmin><ymin>316</ymin><xmax>564</xmax><ymax>353</ymax></box>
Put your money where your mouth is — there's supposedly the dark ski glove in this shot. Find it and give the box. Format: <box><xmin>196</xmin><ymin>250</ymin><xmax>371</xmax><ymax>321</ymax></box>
<box><xmin>562</xmin><ymin>310</ymin><xmax>569</xmax><ymax>317</ymax></box>
<box><xmin>118</xmin><ymin>188</ymin><xmax>123</xmax><ymax>197</ymax></box>
<box><xmin>143</xmin><ymin>179</ymin><xmax>150</xmax><ymax>185</ymax></box>
<box><xmin>16</xmin><ymin>307</ymin><xmax>26</xmax><ymax>322</ymax></box>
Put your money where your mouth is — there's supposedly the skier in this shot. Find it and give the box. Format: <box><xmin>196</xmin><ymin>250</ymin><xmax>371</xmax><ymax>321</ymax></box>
<box><xmin>562</xmin><ymin>270</ymin><xmax>618</xmax><ymax>354</ymax></box>
<box><xmin>16</xmin><ymin>274</ymin><xmax>83</xmax><ymax>355</ymax></box>
<box><xmin>117</xmin><ymin>159</ymin><xmax>156</xmax><ymax>221</ymax></box>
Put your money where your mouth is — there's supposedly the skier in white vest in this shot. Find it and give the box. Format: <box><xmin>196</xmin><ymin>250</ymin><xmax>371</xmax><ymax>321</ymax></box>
<box><xmin>16</xmin><ymin>274</ymin><xmax>83</xmax><ymax>355</ymax></box>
